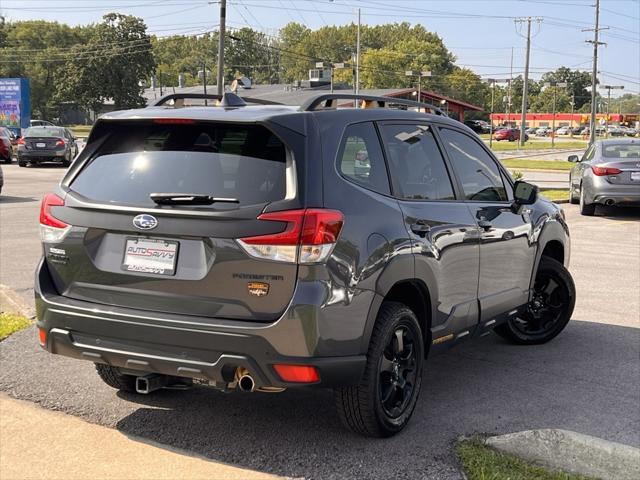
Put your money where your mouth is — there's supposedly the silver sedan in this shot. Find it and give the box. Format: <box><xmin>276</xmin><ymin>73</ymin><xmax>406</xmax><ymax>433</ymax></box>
<box><xmin>568</xmin><ymin>139</ymin><xmax>640</xmax><ymax>216</ymax></box>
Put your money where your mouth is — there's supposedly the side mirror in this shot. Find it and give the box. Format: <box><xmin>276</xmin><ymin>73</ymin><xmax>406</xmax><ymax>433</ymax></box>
<box><xmin>513</xmin><ymin>180</ymin><xmax>538</xmax><ymax>206</ymax></box>
<box><xmin>567</xmin><ymin>155</ymin><xmax>579</xmax><ymax>163</ymax></box>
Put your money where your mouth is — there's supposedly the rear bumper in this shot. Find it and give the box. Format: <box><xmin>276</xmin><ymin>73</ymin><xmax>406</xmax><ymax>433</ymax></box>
<box><xmin>584</xmin><ymin>176</ymin><xmax>640</xmax><ymax>206</ymax></box>
<box><xmin>18</xmin><ymin>150</ymin><xmax>66</xmax><ymax>161</ymax></box>
<box><xmin>35</xmin><ymin>259</ymin><xmax>368</xmax><ymax>388</ymax></box>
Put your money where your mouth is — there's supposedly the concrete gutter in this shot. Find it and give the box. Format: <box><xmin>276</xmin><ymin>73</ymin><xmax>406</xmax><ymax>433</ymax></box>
<box><xmin>485</xmin><ymin>429</ymin><xmax>640</xmax><ymax>480</ymax></box>
<box><xmin>0</xmin><ymin>284</ymin><xmax>35</xmax><ymax>318</ymax></box>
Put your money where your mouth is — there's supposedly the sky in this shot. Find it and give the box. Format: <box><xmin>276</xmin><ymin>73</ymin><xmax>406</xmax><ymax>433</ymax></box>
<box><xmin>1</xmin><ymin>0</ymin><xmax>638</xmax><ymax>97</ymax></box>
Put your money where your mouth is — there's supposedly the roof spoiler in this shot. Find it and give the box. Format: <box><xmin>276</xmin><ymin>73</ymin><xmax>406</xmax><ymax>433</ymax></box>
<box><xmin>300</xmin><ymin>93</ymin><xmax>446</xmax><ymax>115</ymax></box>
<box><xmin>151</xmin><ymin>92</ymin><xmax>283</xmax><ymax>108</ymax></box>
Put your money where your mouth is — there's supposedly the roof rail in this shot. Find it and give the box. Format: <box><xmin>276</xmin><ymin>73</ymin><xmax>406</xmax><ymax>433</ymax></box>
<box><xmin>300</xmin><ymin>93</ymin><xmax>446</xmax><ymax>115</ymax></box>
<box><xmin>151</xmin><ymin>92</ymin><xmax>283</xmax><ymax>108</ymax></box>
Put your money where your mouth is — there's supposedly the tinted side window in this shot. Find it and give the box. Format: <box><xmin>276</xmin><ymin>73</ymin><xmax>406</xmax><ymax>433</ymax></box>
<box><xmin>337</xmin><ymin>122</ymin><xmax>390</xmax><ymax>195</ymax></box>
<box><xmin>379</xmin><ymin>124</ymin><xmax>455</xmax><ymax>200</ymax></box>
<box><xmin>439</xmin><ymin>128</ymin><xmax>508</xmax><ymax>202</ymax></box>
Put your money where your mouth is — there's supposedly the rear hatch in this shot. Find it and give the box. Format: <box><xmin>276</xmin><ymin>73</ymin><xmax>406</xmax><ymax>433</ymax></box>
<box><xmin>46</xmin><ymin>119</ymin><xmax>300</xmax><ymax>322</ymax></box>
<box><xmin>599</xmin><ymin>143</ymin><xmax>640</xmax><ymax>185</ymax></box>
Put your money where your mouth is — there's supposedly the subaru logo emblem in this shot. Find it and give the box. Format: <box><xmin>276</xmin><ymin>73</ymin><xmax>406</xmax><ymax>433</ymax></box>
<box><xmin>133</xmin><ymin>214</ymin><xmax>158</xmax><ymax>230</ymax></box>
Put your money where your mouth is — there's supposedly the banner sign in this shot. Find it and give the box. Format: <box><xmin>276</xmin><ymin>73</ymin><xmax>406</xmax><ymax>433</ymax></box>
<box><xmin>0</xmin><ymin>78</ymin><xmax>31</xmax><ymax>130</ymax></box>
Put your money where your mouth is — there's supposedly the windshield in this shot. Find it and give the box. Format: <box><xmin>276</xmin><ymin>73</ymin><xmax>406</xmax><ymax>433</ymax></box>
<box><xmin>602</xmin><ymin>144</ymin><xmax>640</xmax><ymax>158</ymax></box>
<box><xmin>23</xmin><ymin>127</ymin><xmax>65</xmax><ymax>138</ymax></box>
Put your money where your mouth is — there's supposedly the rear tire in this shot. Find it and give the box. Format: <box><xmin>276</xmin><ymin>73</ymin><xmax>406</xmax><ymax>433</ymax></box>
<box><xmin>494</xmin><ymin>257</ymin><xmax>575</xmax><ymax>345</ymax></box>
<box><xmin>18</xmin><ymin>160</ymin><xmax>27</xmax><ymax>167</ymax></box>
<box><xmin>569</xmin><ymin>184</ymin><xmax>579</xmax><ymax>204</ymax></box>
<box><xmin>334</xmin><ymin>301</ymin><xmax>424</xmax><ymax>437</ymax></box>
<box><xmin>579</xmin><ymin>186</ymin><xmax>596</xmax><ymax>216</ymax></box>
<box><xmin>95</xmin><ymin>364</ymin><xmax>138</xmax><ymax>393</ymax></box>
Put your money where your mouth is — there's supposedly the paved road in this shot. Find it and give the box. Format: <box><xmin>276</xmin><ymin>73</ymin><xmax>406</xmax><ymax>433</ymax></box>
<box><xmin>522</xmin><ymin>170</ymin><xmax>569</xmax><ymax>189</ymax></box>
<box><xmin>1</xmin><ymin>162</ymin><xmax>639</xmax><ymax>479</ymax></box>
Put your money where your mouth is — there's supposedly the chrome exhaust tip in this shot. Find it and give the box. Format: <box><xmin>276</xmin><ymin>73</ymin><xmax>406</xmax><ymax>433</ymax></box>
<box><xmin>238</xmin><ymin>374</ymin><xmax>255</xmax><ymax>392</ymax></box>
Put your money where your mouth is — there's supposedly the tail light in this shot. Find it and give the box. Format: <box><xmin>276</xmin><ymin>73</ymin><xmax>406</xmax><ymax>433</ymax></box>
<box><xmin>592</xmin><ymin>165</ymin><xmax>622</xmax><ymax>176</ymax></box>
<box><xmin>39</xmin><ymin>193</ymin><xmax>71</xmax><ymax>242</ymax></box>
<box><xmin>55</xmin><ymin>139</ymin><xmax>65</xmax><ymax>147</ymax></box>
<box><xmin>17</xmin><ymin>137</ymin><xmax>25</xmax><ymax>145</ymax></box>
<box><xmin>237</xmin><ymin>209</ymin><xmax>343</xmax><ymax>264</ymax></box>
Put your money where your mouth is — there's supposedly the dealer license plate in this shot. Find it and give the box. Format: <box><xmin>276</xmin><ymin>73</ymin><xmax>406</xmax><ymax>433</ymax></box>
<box><xmin>122</xmin><ymin>238</ymin><xmax>178</xmax><ymax>275</ymax></box>
<box><xmin>631</xmin><ymin>172</ymin><xmax>640</xmax><ymax>182</ymax></box>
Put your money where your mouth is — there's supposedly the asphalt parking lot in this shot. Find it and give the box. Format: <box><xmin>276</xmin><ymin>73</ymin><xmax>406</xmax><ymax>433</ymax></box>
<box><xmin>0</xmin><ymin>162</ymin><xmax>639</xmax><ymax>479</ymax></box>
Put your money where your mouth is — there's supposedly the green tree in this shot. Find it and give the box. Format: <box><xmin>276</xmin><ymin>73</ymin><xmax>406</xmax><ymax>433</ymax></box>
<box><xmin>540</xmin><ymin>67</ymin><xmax>592</xmax><ymax>109</ymax></box>
<box><xmin>530</xmin><ymin>86</ymin><xmax>572</xmax><ymax>113</ymax></box>
<box><xmin>57</xmin><ymin>13</ymin><xmax>155</xmax><ymax>111</ymax></box>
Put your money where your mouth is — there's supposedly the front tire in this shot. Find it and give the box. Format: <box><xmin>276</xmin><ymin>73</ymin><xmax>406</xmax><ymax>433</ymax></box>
<box><xmin>95</xmin><ymin>364</ymin><xmax>138</xmax><ymax>393</ymax></box>
<box><xmin>494</xmin><ymin>257</ymin><xmax>575</xmax><ymax>345</ymax></box>
<box><xmin>334</xmin><ymin>302</ymin><xmax>424</xmax><ymax>437</ymax></box>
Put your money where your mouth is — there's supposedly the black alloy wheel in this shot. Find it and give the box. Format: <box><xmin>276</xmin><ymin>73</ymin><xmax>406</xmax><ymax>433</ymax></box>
<box><xmin>335</xmin><ymin>302</ymin><xmax>424</xmax><ymax>437</ymax></box>
<box><xmin>379</xmin><ymin>325</ymin><xmax>419</xmax><ymax>419</ymax></box>
<box><xmin>495</xmin><ymin>257</ymin><xmax>575</xmax><ymax>345</ymax></box>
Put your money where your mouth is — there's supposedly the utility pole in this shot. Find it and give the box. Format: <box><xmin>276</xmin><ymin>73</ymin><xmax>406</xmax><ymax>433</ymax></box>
<box><xmin>602</xmin><ymin>85</ymin><xmax>624</xmax><ymax>137</ymax></box>
<box><xmin>355</xmin><ymin>7</ymin><xmax>361</xmax><ymax>97</ymax></box>
<box><xmin>515</xmin><ymin>17</ymin><xmax>542</xmax><ymax>147</ymax></box>
<box><xmin>489</xmin><ymin>79</ymin><xmax>496</xmax><ymax>148</ymax></box>
<box><xmin>506</xmin><ymin>47</ymin><xmax>513</xmax><ymax>126</ymax></box>
<box><xmin>216</xmin><ymin>0</ymin><xmax>226</xmax><ymax>97</ymax></box>
<box><xmin>584</xmin><ymin>0</ymin><xmax>607</xmax><ymax>145</ymax></box>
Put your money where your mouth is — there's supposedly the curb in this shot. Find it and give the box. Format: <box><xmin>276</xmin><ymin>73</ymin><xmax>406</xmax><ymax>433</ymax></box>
<box><xmin>485</xmin><ymin>429</ymin><xmax>640</xmax><ymax>480</ymax></box>
<box><xmin>0</xmin><ymin>284</ymin><xmax>35</xmax><ymax>318</ymax></box>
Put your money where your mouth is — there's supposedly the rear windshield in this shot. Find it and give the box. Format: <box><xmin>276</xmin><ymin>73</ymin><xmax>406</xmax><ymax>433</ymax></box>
<box><xmin>24</xmin><ymin>127</ymin><xmax>65</xmax><ymax>138</ymax></box>
<box><xmin>602</xmin><ymin>144</ymin><xmax>640</xmax><ymax>158</ymax></box>
<box><xmin>70</xmin><ymin>122</ymin><xmax>288</xmax><ymax>207</ymax></box>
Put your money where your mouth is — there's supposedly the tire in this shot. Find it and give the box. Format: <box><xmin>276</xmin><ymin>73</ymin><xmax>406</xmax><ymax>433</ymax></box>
<box><xmin>334</xmin><ymin>301</ymin><xmax>424</xmax><ymax>437</ymax></box>
<box><xmin>494</xmin><ymin>257</ymin><xmax>575</xmax><ymax>345</ymax></box>
<box><xmin>18</xmin><ymin>160</ymin><xmax>27</xmax><ymax>167</ymax></box>
<box><xmin>579</xmin><ymin>185</ymin><xmax>596</xmax><ymax>216</ymax></box>
<box><xmin>61</xmin><ymin>159</ymin><xmax>71</xmax><ymax>167</ymax></box>
<box><xmin>569</xmin><ymin>184</ymin><xmax>579</xmax><ymax>204</ymax></box>
<box><xmin>95</xmin><ymin>363</ymin><xmax>138</xmax><ymax>393</ymax></box>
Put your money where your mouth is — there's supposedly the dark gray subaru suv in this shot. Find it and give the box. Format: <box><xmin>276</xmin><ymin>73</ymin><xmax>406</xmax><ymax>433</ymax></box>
<box><xmin>35</xmin><ymin>93</ymin><xmax>575</xmax><ymax>437</ymax></box>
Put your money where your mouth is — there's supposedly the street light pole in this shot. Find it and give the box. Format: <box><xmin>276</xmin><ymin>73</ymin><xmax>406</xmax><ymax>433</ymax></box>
<box><xmin>544</xmin><ymin>81</ymin><xmax>567</xmax><ymax>149</ymax></box>
<box><xmin>601</xmin><ymin>85</ymin><xmax>624</xmax><ymax>137</ymax></box>
<box><xmin>405</xmin><ymin>71</ymin><xmax>431</xmax><ymax>111</ymax></box>
<box><xmin>355</xmin><ymin>7</ymin><xmax>361</xmax><ymax>97</ymax></box>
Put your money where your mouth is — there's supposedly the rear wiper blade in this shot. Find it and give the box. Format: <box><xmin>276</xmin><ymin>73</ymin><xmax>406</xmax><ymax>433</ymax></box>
<box><xmin>150</xmin><ymin>193</ymin><xmax>239</xmax><ymax>205</ymax></box>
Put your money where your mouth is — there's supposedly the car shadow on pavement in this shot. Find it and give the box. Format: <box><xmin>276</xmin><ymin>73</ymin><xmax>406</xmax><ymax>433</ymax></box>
<box><xmin>107</xmin><ymin>319</ymin><xmax>639</xmax><ymax>479</ymax></box>
<box><xmin>0</xmin><ymin>195</ymin><xmax>38</xmax><ymax>204</ymax></box>
<box><xmin>593</xmin><ymin>205</ymin><xmax>640</xmax><ymax>219</ymax></box>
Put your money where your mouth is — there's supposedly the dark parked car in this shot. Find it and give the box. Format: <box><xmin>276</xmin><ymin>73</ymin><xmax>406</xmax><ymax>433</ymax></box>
<box><xmin>568</xmin><ymin>139</ymin><xmax>640</xmax><ymax>215</ymax></box>
<box><xmin>463</xmin><ymin>120</ymin><xmax>490</xmax><ymax>134</ymax></box>
<box><xmin>493</xmin><ymin>128</ymin><xmax>528</xmax><ymax>142</ymax></box>
<box><xmin>36</xmin><ymin>93</ymin><xmax>575</xmax><ymax>437</ymax></box>
<box><xmin>0</xmin><ymin>127</ymin><xmax>13</xmax><ymax>163</ymax></box>
<box><xmin>17</xmin><ymin>126</ymin><xmax>79</xmax><ymax>167</ymax></box>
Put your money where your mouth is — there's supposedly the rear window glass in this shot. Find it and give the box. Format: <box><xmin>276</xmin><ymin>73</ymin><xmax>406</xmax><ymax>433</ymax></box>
<box><xmin>23</xmin><ymin>127</ymin><xmax>65</xmax><ymax>137</ymax></box>
<box><xmin>602</xmin><ymin>144</ymin><xmax>640</xmax><ymax>158</ymax></box>
<box><xmin>71</xmin><ymin>122</ymin><xmax>288</xmax><ymax>207</ymax></box>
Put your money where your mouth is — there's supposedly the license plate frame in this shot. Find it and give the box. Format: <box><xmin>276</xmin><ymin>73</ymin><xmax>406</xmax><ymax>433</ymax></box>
<box><xmin>122</xmin><ymin>237</ymin><xmax>179</xmax><ymax>276</ymax></box>
<box><xmin>36</xmin><ymin>142</ymin><xmax>46</xmax><ymax>148</ymax></box>
<box><xmin>631</xmin><ymin>172</ymin><xmax>640</xmax><ymax>182</ymax></box>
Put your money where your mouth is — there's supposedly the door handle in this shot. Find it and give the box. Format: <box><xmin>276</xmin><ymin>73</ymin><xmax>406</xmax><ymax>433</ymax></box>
<box><xmin>477</xmin><ymin>220</ymin><xmax>493</xmax><ymax>231</ymax></box>
<box><xmin>410</xmin><ymin>221</ymin><xmax>431</xmax><ymax>237</ymax></box>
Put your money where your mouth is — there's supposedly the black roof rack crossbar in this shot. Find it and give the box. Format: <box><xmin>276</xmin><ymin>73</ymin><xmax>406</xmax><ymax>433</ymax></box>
<box><xmin>151</xmin><ymin>92</ymin><xmax>283</xmax><ymax>107</ymax></box>
<box><xmin>300</xmin><ymin>93</ymin><xmax>446</xmax><ymax>115</ymax></box>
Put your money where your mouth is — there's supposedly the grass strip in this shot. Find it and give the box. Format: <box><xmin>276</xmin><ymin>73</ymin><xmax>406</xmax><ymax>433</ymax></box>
<box><xmin>457</xmin><ymin>437</ymin><xmax>594</xmax><ymax>480</ymax></box>
<box><xmin>0</xmin><ymin>312</ymin><xmax>32</xmax><ymax>341</ymax></box>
